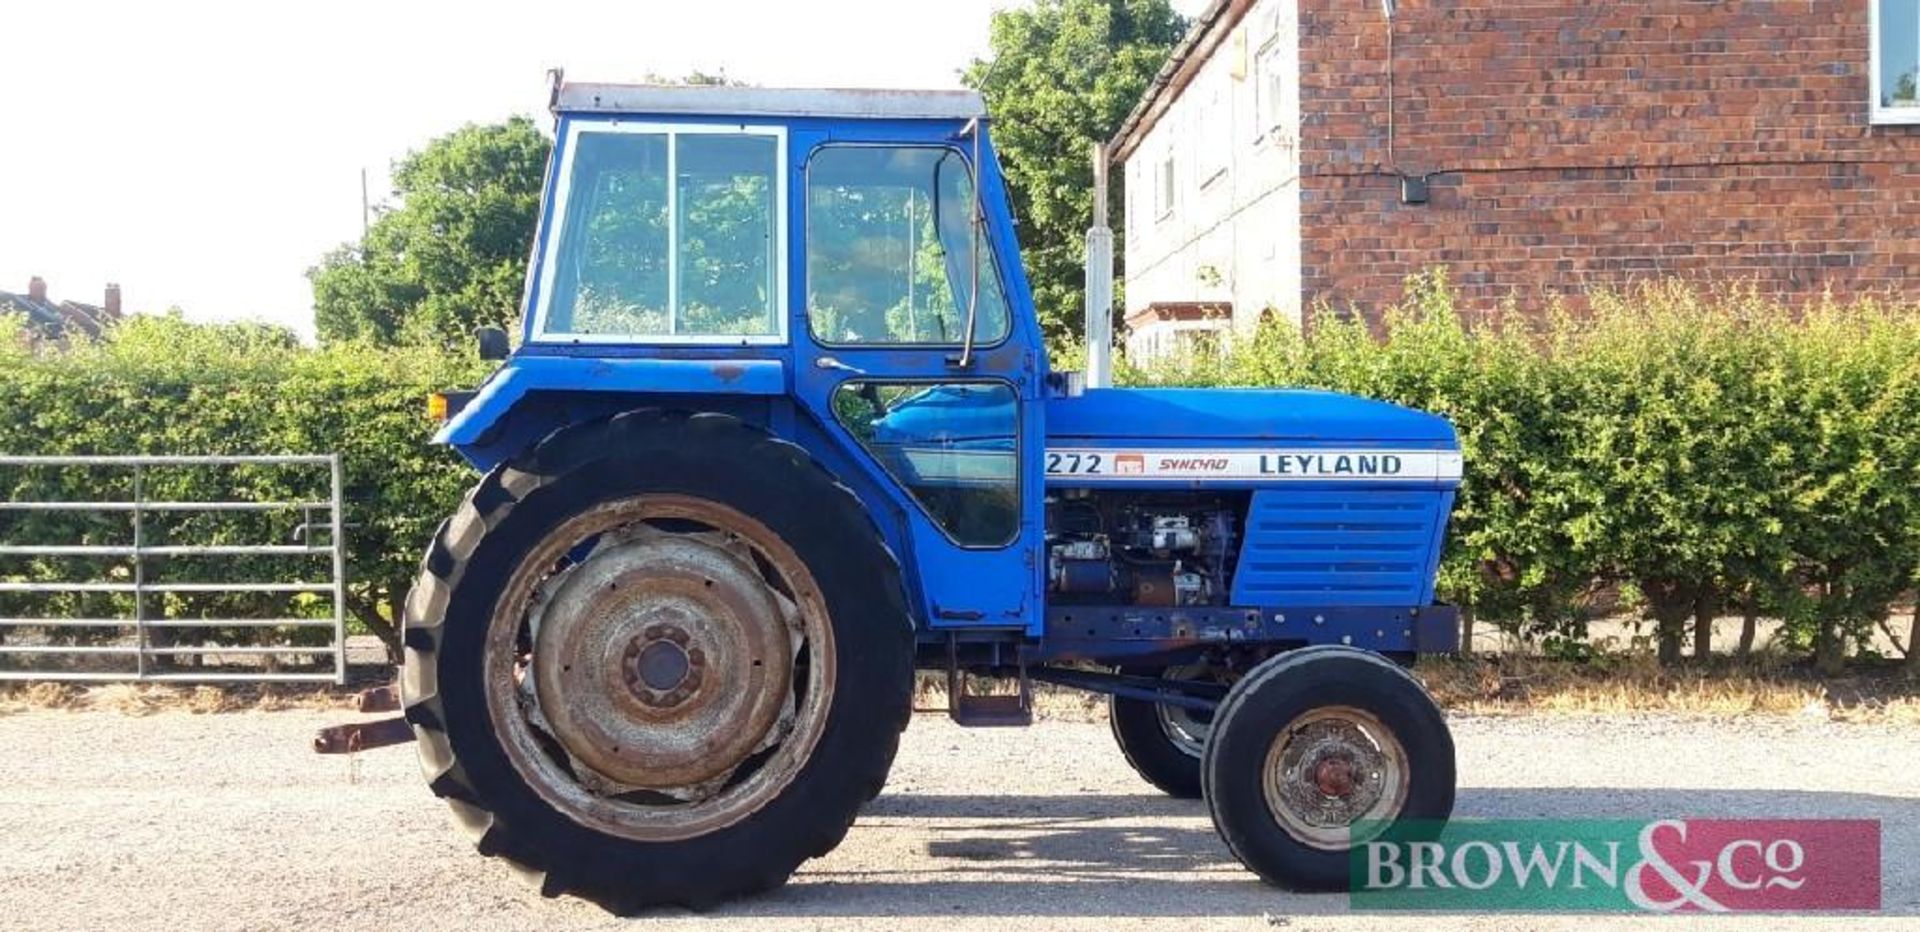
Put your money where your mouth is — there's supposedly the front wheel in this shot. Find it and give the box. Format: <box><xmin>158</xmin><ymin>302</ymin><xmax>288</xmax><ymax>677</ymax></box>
<box><xmin>401</xmin><ymin>411</ymin><xmax>913</xmax><ymax>912</ymax></box>
<box><xmin>1108</xmin><ymin>663</ymin><xmax>1224</xmax><ymax>799</ymax></box>
<box><xmin>1203</xmin><ymin>645</ymin><xmax>1455</xmax><ymax>891</ymax></box>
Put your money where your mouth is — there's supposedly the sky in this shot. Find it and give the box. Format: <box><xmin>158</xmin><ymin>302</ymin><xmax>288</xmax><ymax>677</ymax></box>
<box><xmin>0</xmin><ymin>0</ymin><xmax>1210</xmax><ymax>339</ymax></box>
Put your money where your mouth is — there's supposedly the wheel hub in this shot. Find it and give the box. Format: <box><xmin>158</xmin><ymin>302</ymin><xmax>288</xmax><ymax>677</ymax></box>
<box><xmin>1313</xmin><ymin>755</ymin><xmax>1357</xmax><ymax>797</ymax></box>
<box><xmin>530</xmin><ymin>532</ymin><xmax>795</xmax><ymax>792</ymax></box>
<box><xmin>623</xmin><ymin>626</ymin><xmax>703</xmax><ymax>704</ymax></box>
<box><xmin>1261</xmin><ymin>706</ymin><xmax>1408</xmax><ymax>851</ymax></box>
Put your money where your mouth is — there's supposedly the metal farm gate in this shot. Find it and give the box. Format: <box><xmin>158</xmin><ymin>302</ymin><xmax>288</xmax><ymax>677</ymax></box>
<box><xmin>0</xmin><ymin>455</ymin><xmax>346</xmax><ymax>683</ymax></box>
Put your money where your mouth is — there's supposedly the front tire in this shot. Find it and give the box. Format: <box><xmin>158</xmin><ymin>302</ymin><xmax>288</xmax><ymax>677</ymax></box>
<box><xmin>401</xmin><ymin>411</ymin><xmax>913</xmax><ymax>912</ymax></box>
<box><xmin>1108</xmin><ymin>663</ymin><xmax>1219</xmax><ymax>799</ymax></box>
<box><xmin>1203</xmin><ymin>646</ymin><xmax>1454</xmax><ymax>891</ymax></box>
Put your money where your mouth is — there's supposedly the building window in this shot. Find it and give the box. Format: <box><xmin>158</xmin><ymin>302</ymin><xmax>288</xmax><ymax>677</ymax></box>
<box><xmin>1874</xmin><ymin>0</ymin><xmax>1920</xmax><ymax>124</ymax></box>
<box><xmin>1261</xmin><ymin>4</ymin><xmax>1285</xmax><ymax>45</ymax></box>
<box><xmin>1155</xmin><ymin>151</ymin><xmax>1175</xmax><ymax>221</ymax></box>
<box><xmin>1199</xmin><ymin>84</ymin><xmax>1228</xmax><ymax>187</ymax></box>
<box><xmin>1177</xmin><ymin>328</ymin><xmax>1222</xmax><ymax>358</ymax></box>
<box><xmin>1255</xmin><ymin>38</ymin><xmax>1287</xmax><ymax>141</ymax></box>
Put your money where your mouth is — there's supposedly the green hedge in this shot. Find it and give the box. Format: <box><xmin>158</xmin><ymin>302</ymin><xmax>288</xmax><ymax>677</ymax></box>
<box><xmin>0</xmin><ymin>314</ymin><xmax>487</xmax><ymax>661</ymax></box>
<box><xmin>4</xmin><ymin>273</ymin><xmax>1915</xmax><ymax>673</ymax></box>
<box><xmin>1125</xmin><ymin>272</ymin><xmax>1920</xmax><ymax>670</ymax></box>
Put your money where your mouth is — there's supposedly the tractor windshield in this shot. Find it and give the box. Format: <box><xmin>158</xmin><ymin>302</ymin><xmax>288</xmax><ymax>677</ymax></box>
<box><xmin>532</xmin><ymin>123</ymin><xmax>785</xmax><ymax>343</ymax></box>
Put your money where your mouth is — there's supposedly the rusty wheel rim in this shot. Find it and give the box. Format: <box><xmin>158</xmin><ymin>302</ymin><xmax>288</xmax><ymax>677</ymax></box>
<box><xmin>484</xmin><ymin>494</ymin><xmax>836</xmax><ymax>842</ymax></box>
<box><xmin>1153</xmin><ymin>663</ymin><xmax>1218</xmax><ymax>759</ymax></box>
<box><xmin>1260</xmin><ymin>705</ymin><xmax>1408</xmax><ymax>851</ymax></box>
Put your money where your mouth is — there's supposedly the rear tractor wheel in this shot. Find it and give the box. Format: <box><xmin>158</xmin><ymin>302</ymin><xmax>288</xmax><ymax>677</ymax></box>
<box><xmin>401</xmin><ymin>412</ymin><xmax>913</xmax><ymax>912</ymax></box>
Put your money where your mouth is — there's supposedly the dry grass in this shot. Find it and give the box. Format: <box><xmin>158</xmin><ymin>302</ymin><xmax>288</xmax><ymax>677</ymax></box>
<box><xmin>914</xmin><ymin>656</ymin><xmax>1920</xmax><ymax>725</ymax></box>
<box><xmin>0</xmin><ymin>681</ymin><xmax>359</xmax><ymax>717</ymax></box>
<box><xmin>12</xmin><ymin>681</ymin><xmax>86</xmax><ymax>711</ymax></box>
<box><xmin>913</xmin><ymin>673</ymin><xmax>1108</xmax><ymax>723</ymax></box>
<box><xmin>1416</xmin><ymin>653</ymin><xmax>1920</xmax><ymax>724</ymax></box>
<box><xmin>3</xmin><ymin>657</ymin><xmax>1915</xmax><ymax>723</ymax></box>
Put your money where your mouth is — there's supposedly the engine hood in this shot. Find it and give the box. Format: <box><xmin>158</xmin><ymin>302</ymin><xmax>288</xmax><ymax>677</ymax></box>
<box><xmin>1046</xmin><ymin>387</ymin><xmax>1458</xmax><ymax>448</ymax></box>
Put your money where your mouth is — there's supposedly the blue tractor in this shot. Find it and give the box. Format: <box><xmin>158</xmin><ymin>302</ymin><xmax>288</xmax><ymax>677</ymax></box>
<box><xmin>404</xmin><ymin>78</ymin><xmax>1463</xmax><ymax>912</ymax></box>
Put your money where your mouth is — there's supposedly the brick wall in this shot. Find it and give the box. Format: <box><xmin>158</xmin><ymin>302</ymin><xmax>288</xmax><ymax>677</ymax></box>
<box><xmin>1298</xmin><ymin>1</ymin><xmax>1920</xmax><ymax>322</ymax></box>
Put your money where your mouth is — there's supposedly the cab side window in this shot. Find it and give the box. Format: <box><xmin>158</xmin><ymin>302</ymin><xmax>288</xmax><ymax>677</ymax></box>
<box><xmin>831</xmin><ymin>381</ymin><xmax>1019</xmax><ymax>547</ymax></box>
<box><xmin>806</xmin><ymin>146</ymin><xmax>1011</xmax><ymax>345</ymax></box>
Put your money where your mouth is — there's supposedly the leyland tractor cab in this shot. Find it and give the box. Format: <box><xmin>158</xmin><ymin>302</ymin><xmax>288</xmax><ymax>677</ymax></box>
<box><xmin>400</xmin><ymin>79</ymin><xmax>1463</xmax><ymax>912</ymax></box>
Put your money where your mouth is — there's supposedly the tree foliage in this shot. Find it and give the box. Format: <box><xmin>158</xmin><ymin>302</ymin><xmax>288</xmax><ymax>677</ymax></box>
<box><xmin>966</xmin><ymin>0</ymin><xmax>1187</xmax><ymax>340</ymax></box>
<box><xmin>310</xmin><ymin>118</ymin><xmax>552</xmax><ymax>346</ymax></box>
<box><xmin>309</xmin><ymin>74</ymin><xmax>743</xmax><ymax>346</ymax></box>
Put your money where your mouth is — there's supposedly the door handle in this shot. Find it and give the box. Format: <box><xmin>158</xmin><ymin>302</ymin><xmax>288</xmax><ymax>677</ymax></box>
<box><xmin>814</xmin><ymin>356</ymin><xmax>865</xmax><ymax>375</ymax></box>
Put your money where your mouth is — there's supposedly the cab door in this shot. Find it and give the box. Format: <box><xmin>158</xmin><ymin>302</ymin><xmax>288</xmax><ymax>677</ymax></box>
<box><xmin>788</xmin><ymin>129</ymin><xmax>1044</xmax><ymax>632</ymax></box>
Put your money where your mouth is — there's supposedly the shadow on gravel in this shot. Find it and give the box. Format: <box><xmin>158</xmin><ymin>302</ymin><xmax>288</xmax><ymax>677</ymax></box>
<box><xmin>726</xmin><ymin>787</ymin><xmax>1918</xmax><ymax>919</ymax></box>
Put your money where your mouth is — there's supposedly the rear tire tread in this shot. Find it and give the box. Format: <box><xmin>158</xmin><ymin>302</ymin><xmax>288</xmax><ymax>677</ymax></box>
<box><xmin>401</xmin><ymin>410</ymin><xmax>912</xmax><ymax>911</ymax></box>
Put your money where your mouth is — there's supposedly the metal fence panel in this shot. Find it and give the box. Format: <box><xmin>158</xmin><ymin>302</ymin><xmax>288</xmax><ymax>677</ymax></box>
<box><xmin>0</xmin><ymin>455</ymin><xmax>347</xmax><ymax>683</ymax></box>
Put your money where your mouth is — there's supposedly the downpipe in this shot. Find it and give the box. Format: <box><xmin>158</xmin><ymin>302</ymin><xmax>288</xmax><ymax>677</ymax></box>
<box><xmin>1084</xmin><ymin>142</ymin><xmax>1115</xmax><ymax>390</ymax></box>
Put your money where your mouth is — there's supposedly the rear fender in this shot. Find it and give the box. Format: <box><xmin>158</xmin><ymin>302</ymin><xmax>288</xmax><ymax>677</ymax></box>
<box><xmin>438</xmin><ymin>356</ymin><xmax>786</xmax><ymax>470</ymax></box>
<box><xmin>429</xmin><ymin>361</ymin><xmax>937</xmax><ymax>629</ymax></box>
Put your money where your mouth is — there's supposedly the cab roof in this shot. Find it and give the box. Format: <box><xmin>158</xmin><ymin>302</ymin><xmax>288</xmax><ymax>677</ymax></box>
<box><xmin>552</xmin><ymin>82</ymin><xmax>987</xmax><ymax>121</ymax></box>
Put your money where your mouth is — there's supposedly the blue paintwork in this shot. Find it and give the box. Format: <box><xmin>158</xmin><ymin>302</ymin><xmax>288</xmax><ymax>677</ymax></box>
<box><xmin>1231</xmin><ymin>489</ymin><xmax>1455</xmax><ymax>607</ymax></box>
<box><xmin>868</xmin><ymin>385</ymin><xmax>1460</xmax><ymax>613</ymax></box>
<box><xmin>786</xmin><ymin>121</ymin><xmax>1046</xmax><ymax>634</ymax></box>
<box><xmin>437</xmin><ymin>99</ymin><xmax>1464</xmax><ymax>659</ymax></box>
<box><xmin>869</xmin><ymin>385</ymin><xmax>1019</xmax><ymax>446</ymax></box>
<box><xmin>873</xmin><ymin>383</ymin><xmax>1459</xmax><ymax>457</ymax></box>
<box><xmin>1031</xmin><ymin>603</ymin><xmax>1458</xmax><ymax>662</ymax></box>
<box><xmin>866</xmin><ymin>384</ymin><xmax>1018</xmax><ymax>491</ymax></box>
<box><xmin>437</xmin><ymin>356</ymin><xmax>784</xmax><ymax>446</ymax></box>
<box><xmin>1047</xmin><ymin>387</ymin><xmax>1457</xmax><ymax>445</ymax></box>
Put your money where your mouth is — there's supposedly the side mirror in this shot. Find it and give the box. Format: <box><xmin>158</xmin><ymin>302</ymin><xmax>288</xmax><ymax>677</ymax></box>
<box><xmin>934</xmin><ymin>121</ymin><xmax>986</xmax><ymax>369</ymax></box>
<box><xmin>475</xmin><ymin>326</ymin><xmax>511</xmax><ymax>361</ymax></box>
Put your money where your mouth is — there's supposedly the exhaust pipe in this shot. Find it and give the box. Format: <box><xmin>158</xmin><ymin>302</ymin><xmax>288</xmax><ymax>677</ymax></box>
<box><xmin>1084</xmin><ymin>142</ymin><xmax>1114</xmax><ymax>389</ymax></box>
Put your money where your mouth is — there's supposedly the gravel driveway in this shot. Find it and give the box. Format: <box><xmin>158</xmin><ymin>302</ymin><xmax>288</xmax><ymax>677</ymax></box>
<box><xmin>0</xmin><ymin>707</ymin><xmax>1912</xmax><ymax>931</ymax></box>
